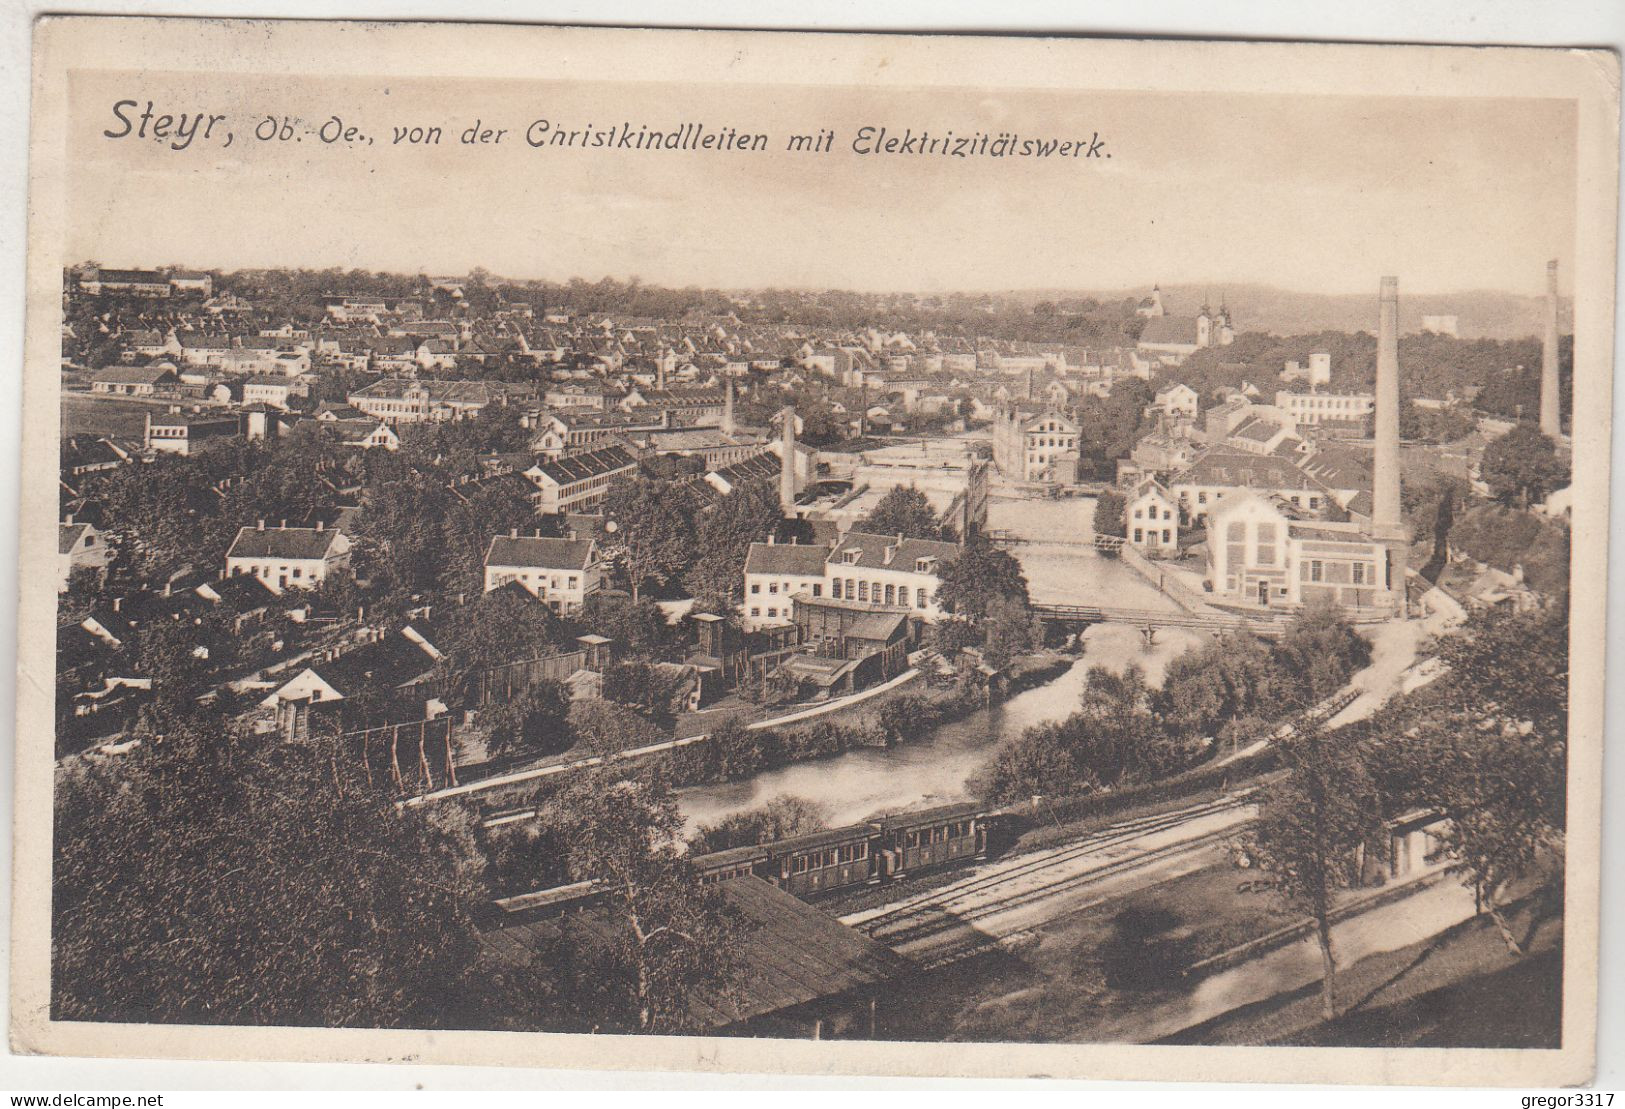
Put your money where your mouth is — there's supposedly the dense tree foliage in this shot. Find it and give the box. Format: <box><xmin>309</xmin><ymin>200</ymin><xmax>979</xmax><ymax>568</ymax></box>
<box><xmin>935</xmin><ymin>539</ymin><xmax>1030</xmax><ymax>620</ymax></box>
<box><xmin>53</xmin><ymin>714</ymin><xmax>529</xmax><ymax>1028</ymax></box>
<box><xmin>601</xmin><ymin>477</ymin><xmax>694</xmax><ymax>601</ymax></box>
<box><xmin>542</xmin><ymin>771</ymin><xmax>738</xmax><ymax>1033</ymax></box>
<box><xmin>1480</xmin><ymin>425</ymin><xmax>1570</xmax><ymax>508</ymax></box>
<box><xmin>860</xmin><ymin>486</ymin><xmax>941</xmax><ymax>540</ymax></box>
<box><xmin>1245</xmin><ymin>722</ymin><xmax>1383</xmax><ymax>1020</ymax></box>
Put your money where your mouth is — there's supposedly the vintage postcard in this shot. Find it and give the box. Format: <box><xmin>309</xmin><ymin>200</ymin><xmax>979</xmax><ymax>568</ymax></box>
<box><xmin>12</xmin><ymin>17</ymin><xmax>1619</xmax><ymax>1086</ymax></box>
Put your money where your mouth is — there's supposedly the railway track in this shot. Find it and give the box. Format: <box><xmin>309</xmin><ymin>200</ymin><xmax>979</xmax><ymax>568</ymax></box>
<box><xmin>845</xmin><ymin>795</ymin><xmax>1254</xmax><ymax>947</ymax></box>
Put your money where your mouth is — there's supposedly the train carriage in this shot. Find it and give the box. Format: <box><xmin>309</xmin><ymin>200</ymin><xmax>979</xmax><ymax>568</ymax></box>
<box><xmin>769</xmin><ymin>824</ymin><xmax>878</xmax><ymax>897</ymax></box>
<box><xmin>872</xmin><ymin>801</ymin><xmax>987</xmax><ymax>878</ymax></box>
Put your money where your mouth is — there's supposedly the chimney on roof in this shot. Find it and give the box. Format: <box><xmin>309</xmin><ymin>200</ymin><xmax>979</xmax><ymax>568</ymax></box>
<box><xmin>112</xmin><ymin>597</ymin><xmax>121</xmax><ymax>613</ymax></box>
<box><xmin>316</xmin><ymin>519</ymin><xmax>324</xmax><ymax>532</ymax></box>
<box><xmin>1540</xmin><ymin>259</ymin><xmax>1562</xmax><ymax>438</ymax></box>
<box><xmin>510</xmin><ymin>527</ymin><xmax>518</xmax><ymax>539</ymax></box>
<box><xmin>257</xmin><ymin>519</ymin><xmax>265</xmax><ymax>531</ymax></box>
<box><xmin>64</xmin><ymin>513</ymin><xmax>73</xmax><ymax>526</ymax></box>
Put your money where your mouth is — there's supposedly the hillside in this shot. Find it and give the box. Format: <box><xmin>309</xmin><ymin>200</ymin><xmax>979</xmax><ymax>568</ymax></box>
<box><xmin>1012</xmin><ymin>284</ymin><xmax>1571</xmax><ymax>341</ymax></box>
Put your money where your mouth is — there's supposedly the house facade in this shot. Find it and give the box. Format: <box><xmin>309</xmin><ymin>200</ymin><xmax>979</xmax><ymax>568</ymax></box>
<box><xmin>225</xmin><ymin>523</ymin><xmax>352</xmax><ymax>594</ymax></box>
<box><xmin>482</xmin><ymin>534</ymin><xmax>602</xmax><ymax>614</ymax></box>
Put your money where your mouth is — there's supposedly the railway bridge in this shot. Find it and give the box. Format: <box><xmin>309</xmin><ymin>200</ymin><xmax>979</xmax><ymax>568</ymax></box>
<box><xmin>985</xmin><ymin>529</ymin><xmax>1125</xmax><ymax>553</ymax></box>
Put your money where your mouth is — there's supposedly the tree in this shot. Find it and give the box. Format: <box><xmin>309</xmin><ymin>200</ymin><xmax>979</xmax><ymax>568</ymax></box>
<box><xmin>981</xmin><ymin>594</ymin><xmax>1039</xmax><ymax>670</ymax></box>
<box><xmin>860</xmin><ymin>485</ymin><xmax>940</xmax><ymax>540</ymax></box>
<box><xmin>690</xmin><ymin>796</ymin><xmax>830</xmax><ymax>854</ymax></box>
<box><xmin>1480</xmin><ymin>424</ymin><xmax>1570</xmax><ymax>508</ymax></box>
<box><xmin>481</xmin><ymin>680</ymin><xmax>571</xmax><ymax>759</ymax></box>
<box><xmin>1092</xmin><ymin>490</ymin><xmax>1127</xmax><ymax>538</ymax></box>
<box><xmin>682</xmin><ymin>479</ymin><xmax>780</xmax><ymax>602</ymax></box>
<box><xmin>1245</xmin><ymin>724</ymin><xmax>1382</xmax><ymax>1020</ymax></box>
<box><xmin>437</xmin><ymin>588</ymin><xmax>565</xmax><ymax>706</ymax></box>
<box><xmin>1275</xmin><ymin>597</ymin><xmax>1372</xmax><ymax>705</ymax></box>
<box><xmin>576</xmin><ymin>594</ymin><xmax>673</xmax><ymax>659</ymax></box>
<box><xmin>545</xmin><ymin>771</ymin><xmax>738</xmax><ymax>1033</ymax></box>
<box><xmin>935</xmin><ymin>538</ymin><xmax>1030</xmax><ymax>620</ymax></box>
<box><xmin>602</xmin><ymin>477</ymin><xmax>694</xmax><ymax>601</ymax></box>
<box><xmin>566</xmin><ymin>699</ymin><xmax>666</xmax><ymax>757</ymax></box>
<box><xmin>1375</xmin><ymin>604</ymin><xmax>1568</xmax><ymax>953</ymax></box>
<box><xmin>52</xmin><ymin>714</ymin><xmax>522</xmax><ymax>1028</ymax></box>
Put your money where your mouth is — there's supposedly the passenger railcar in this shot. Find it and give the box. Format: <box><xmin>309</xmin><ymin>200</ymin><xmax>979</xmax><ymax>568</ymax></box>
<box><xmin>692</xmin><ymin>800</ymin><xmax>989</xmax><ymax>897</ymax></box>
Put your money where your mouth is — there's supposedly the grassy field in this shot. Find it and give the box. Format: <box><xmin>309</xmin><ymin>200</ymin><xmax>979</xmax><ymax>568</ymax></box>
<box><xmin>60</xmin><ymin>393</ymin><xmax>162</xmax><ymax>440</ymax></box>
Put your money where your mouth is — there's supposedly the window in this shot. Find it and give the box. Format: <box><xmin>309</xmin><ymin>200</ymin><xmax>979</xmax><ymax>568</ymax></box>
<box><xmin>1134</xmin><ymin>508</ymin><xmax>1143</xmax><ymax>519</ymax></box>
<box><xmin>1352</xmin><ymin>563</ymin><xmax>1366</xmax><ymax>585</ymax></box>
<box><xmin>1310</xmin><ymin>560</ymin><xmax>1324</xmax><ymax>583</ymax></box>
<box><xmin>750</xmin><ymin>607</ymin><xmax>760</xmax><ymax>617</ymax></box>
<box><xmin>292</xmin><ymin>568</ymin><xmax>302</xmax><ymax>579</ymax></box>
<box><xmin>812</xmin><ymin>584</ymin><xmax>822</xmax><ymax>597</ymax></box>
<box><xmin>858</xmin><ymin>581</ymin><xmax>869</xmax><ymax>601</ymax></box>
<box><xmin>767</xmin><ymin>607</ymin><xmax>777</xmax><ymax>618</ymax></box>
<box><xmin>917</xmin><ymin>588</ymin><xmax>927</xmax><ymax>608</ymax></box>
<box><xmin>768</xmin><ymin>583</ymin><xmax>778</xmax><ymax>594</ymax></box>
<box><xmin>1227</xmin><ymin>521</ymin><xmax>1245</xmax><ymax>542</ymax></box>
<box><xmin>1134</xmin><ymin>528</ymin><xmax>1143</xmax><ymax>543</ymax></box>
<box><xmin>1198</xmin><ymin>491</ymin><xmax>1208</xmax><ymax>504</ymax></box>
<box><xmin>884</xmin><ymin>584</ymin><xmax>895</xmax><ymax>605</ymax></box>
<box><xmin>750</xmin><ymin>583</ymin><xmax>760</xmax><ymax>594</ymax></box>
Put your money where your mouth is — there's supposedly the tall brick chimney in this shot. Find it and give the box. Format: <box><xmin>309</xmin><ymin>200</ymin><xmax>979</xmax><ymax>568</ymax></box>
<box><xmin>1540</xmin><ymin>259</ymin><xmax>1561</xmax><ymax>438</ymax></box>
<box><xmin>1373</xmin><ymin>276</ymin><xmax>1409</xmax><ymax>616</ymax></box>
<box><xmin>779</xmin><ymin>405</ymin><xmax>798</xmax><ymax>514</ymax></box>
<box><xmin>722</xmin><ymin>376</ymin><xmax>736</xmax><ymax>436</ymax></box>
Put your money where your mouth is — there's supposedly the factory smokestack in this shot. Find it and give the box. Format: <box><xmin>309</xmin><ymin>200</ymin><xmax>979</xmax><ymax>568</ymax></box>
<box><xmin>722</xmin><ymin>377</ymin><xmax>736</xmax><ymax>436</ymax></box>
<box><xmin>1540</xmin><ymin>259</ymin><xmax>1561</xmax><ymax>438</ymax></box>
<box><xmin>1373</xmin><ymin>276</ymin><xmax>1408</xmax><ymax>617</ymax></box>
<box><xmin>779</xmin><ymin>405</ymin><xmax>798</xmax><ymax>514</ymax></box>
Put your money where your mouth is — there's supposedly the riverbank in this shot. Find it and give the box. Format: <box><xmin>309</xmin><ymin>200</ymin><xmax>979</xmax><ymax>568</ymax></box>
<box><xmin>663</xmin><ymin>652</ymin><xmax>1075</xmax><ymax>791</ymax></box>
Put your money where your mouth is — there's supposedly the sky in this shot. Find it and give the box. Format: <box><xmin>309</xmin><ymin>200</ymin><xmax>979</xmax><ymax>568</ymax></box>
<box><xmin>67</xmin><ymin>70</ymin><xmax>1578</xmax><ymax>296</ymax></box>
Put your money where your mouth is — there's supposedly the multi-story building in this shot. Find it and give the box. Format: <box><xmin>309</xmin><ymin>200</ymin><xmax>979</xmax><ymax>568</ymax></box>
<box><xmin>524</xmin><ymin>445</ymin><xmax>639</xmax><ymax>515</ymax></box>
<box><xmin>224</xmin><ymin>522</ymin><xmax>352</xmax><ymax>594</ymax></box>
<box><xmin>58</xmin><ymin>517</ymin><xmax>109</xmax><ymax>591</ymax></box>
<box><xmin>991</xmin><ymin>406</ymin><xmax>1079</xmax><ymax>483</ymax></box>
<box><xmin>1205</xmin><ymin>490</ymin><xmax>1392</xmax><ymax>612</ymax></box>
<box><xmin>144</xmin><ymin>411</ymin><xmax>244</xmax><ymax>455</ymax></box>
<box><xmin>1126</xmin><ymin>478</ymin><xmax>1179</xmax><ymax>556</ymax></box>
<box><xmin>348</xmin><ymin>377</ymin><xmax>493</xmax><ymax>424</ymax></box>
<box><xmin>742</xmin><ymin>542</ymin><xmax>829</xmax><ymax>631</ymax></box>
<box><xmin>482</xmin><ymin>533</ymin><xmax>602</xmax><ymax>614</ymax></box>
<box><xmin>822</xmin><ymin>531</ymin><xmax>958</xmax><ymax>622</ymax></box>
<box><xmin>1274</xmin><ymin>389</ymin><xmax>1375</xmax><ymax>428</ymax></box>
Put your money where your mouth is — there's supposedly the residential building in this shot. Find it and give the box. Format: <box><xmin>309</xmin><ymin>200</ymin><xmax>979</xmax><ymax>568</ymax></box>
<box><xmin>1126</xmin><ymin>478</ymin><xmax>1179</xmax><ymax>556</ymax></box>
<box><xmin>822</xmin><ymin>531</ymin><xmax>958</xmax><ymax>623</ymax></box>
<box><xmin>990</xmin><ymin>406</ymin><xmax>1079</xmax><ymax>483</ymax></box>
<box><xmin>224</xmin><ymin>521</ymin><xmax>352</xmax><ymax>594</ymax></box>
<box><xmin>742</xmin><ymin>542</ymin><xmax>829</xmax><ymax>631</ymax></box>
<box><xmin>58</xmin><ymin>518</ymin><xmax>109</xmax><ymax>590</ymax></box>
<box><xmin>483</xmin><ymin>533</ymin><xmax>602</xmax><ymax>614</ymax></box>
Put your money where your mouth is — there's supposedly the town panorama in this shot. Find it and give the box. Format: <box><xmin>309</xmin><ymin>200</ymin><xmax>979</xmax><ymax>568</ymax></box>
<box><xmin>53</xmin><ymin>264</ymin><xmax>1570</xmax><ymax>1046</ymax></box>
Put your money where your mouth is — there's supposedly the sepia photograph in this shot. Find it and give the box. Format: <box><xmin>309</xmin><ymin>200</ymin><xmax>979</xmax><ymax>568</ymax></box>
<box><xmin>10</xmin><ymin>16</ymin><xmax>1620</xmax><ymax>1088</ymax></box>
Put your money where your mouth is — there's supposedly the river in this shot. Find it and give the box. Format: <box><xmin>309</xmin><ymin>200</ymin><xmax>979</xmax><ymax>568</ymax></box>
<box><xmin>676</xmin><ymin>495</ymin><xmax>1208</xmax><ymax>833</ymax></box>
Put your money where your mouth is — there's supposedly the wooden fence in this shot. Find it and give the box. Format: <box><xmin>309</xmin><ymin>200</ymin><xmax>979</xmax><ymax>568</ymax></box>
<box><xmin>473</xmin><ymin>649</ymin><xmax>587</xmax><ymax>706</ymax></box>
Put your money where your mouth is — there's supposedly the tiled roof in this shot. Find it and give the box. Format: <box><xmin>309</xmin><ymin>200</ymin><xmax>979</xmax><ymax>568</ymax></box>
<box><xmin>744</xmin><ymin>542</ymin><xmax>829</xmax><ymax>577</ymax></box>
<box><xmin>827</xmin><ymin>530</ymin><xmax>958</xmax><ymax>571</ymax></box>
<box><xmin>226</xmin><ymin>526</ymin><xmax>343</xmax><ymax>562</ymax></box>
<box><xmin>531</xmin><ymin>445</ymin><xmax>637</xmax><ymax>486</ymax></box>
<box><xmin>485</xmin><ymin>535</ymin><xmax>595</xmax><ymax>570</ymax></box>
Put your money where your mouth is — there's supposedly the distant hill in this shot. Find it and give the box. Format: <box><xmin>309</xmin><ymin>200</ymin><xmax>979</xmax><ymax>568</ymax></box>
<box><xmin>1013</xmin><ymin>284</ymin><xmax>1571</xmax><ymax>341</ymax></box>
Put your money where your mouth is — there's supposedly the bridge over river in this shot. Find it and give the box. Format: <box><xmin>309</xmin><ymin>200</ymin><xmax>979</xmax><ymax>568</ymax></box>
<box><xmin>1029</xmin><ymin>601</ymin><xmax>1290</xmax><ymax>640</ymax></box>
